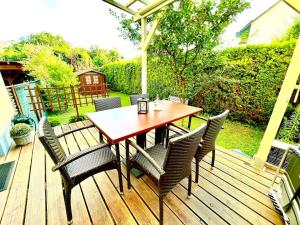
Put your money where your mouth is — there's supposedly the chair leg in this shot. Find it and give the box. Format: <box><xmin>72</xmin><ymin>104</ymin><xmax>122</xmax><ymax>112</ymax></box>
<box><xmin>211</xmin><ymin>149</ymin><xmax>215</xmax><ymax>167</ymax></box>
<box><xmin>99</xmin><ymin>133</ymin><xmax>104</xmax><ymax>143</ymax></box>
<box><xmin>115</xmin><ymin>143</ymin><xmax>123</xmax><ymax>193</ymax></box>
<box><xmin>63</xmin><ymin>184</ymin><xmax>73</xmax><ymax>224</ymax></box>
<box><xmin>165</xmin><ymin>126</ymin><xmax>169</xmax><ymax>148</ymax></box>
<box><xmin>188</xmin><ymin>116</ymin><xmax>192</xmax><ymax>129</ymax></box>
<box><xmin>195</xmin><ymin>159</ymin><xmax>200</xmax><ymax>183</ymax></box>
<box><xmin>159</xmin><ymin>196</ymin><xmax>164</xmax><ymax>225</ymax></box>
<box><xmin>125</xmin><ymin>141</ymin><xmax>131</xmax><ymax>190</ymax></box>
<box><xmin>188</xmin><ymin>174</ymin><xmax>192</xmax><ymax>197</ymax></box>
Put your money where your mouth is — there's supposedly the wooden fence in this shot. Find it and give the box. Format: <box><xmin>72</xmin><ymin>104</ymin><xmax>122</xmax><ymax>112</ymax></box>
<box><xmin>26</xmin><ymin>84</ymin><xmax>109</xmax><ymax>121</ymax></box>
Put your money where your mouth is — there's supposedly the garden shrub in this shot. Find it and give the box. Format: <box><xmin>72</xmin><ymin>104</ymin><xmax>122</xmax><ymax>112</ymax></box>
<box><xmin>69</xmin><ymin>115</ymin><xmax>86</xmax><ymax>123</ymax></box>
<box><xmin>102</xmin><ymin>40</ymin><xmax>296</xmax><ymax>125</ymax></box>
<box><xmin>48</xmin><ymin>118</ymin><xmax>61</xmax><ymax>127</ymax></box>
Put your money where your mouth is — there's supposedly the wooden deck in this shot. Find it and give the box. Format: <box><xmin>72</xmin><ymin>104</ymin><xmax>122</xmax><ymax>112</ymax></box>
<box><xmin>0</xmin><ymin>121</ymin><xmax>284</xmax><ymax>225</ymax></box>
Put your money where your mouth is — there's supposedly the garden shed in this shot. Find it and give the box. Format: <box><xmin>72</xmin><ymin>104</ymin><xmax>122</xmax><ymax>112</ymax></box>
<box><xmin>0</xmin><ymin>61</ymin><xmax>28</xmax><ymax>86</ymax></box>
<box><xmin>76</xmin><ymin>70</ymin><xmax>108</xmax><ymax>96</ymax></box>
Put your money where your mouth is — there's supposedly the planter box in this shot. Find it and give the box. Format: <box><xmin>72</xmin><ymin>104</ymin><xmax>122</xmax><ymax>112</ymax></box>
<box><xmin>12</xmin><ymin>131</ymin><xmax>34</xmax><ymax>146</ymax></box>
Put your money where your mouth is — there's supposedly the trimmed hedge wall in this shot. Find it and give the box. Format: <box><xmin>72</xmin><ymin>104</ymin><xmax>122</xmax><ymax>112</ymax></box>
<box><xmin>102</xmin><ymin>41</ymin><xmax>296</xmax><ymax>125</ymax></box>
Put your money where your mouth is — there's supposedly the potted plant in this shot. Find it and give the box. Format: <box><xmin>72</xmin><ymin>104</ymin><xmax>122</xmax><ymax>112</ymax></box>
<box><xmin>10</xmin><ymin>123</ymin><xmax>34</xmax><ymax>146</ymax></box>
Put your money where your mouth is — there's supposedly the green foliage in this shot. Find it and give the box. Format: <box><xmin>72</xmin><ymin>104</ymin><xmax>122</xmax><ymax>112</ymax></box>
<box><xmin>10</xmin><ymin>123</ymin><xmax>32</xmax><ymax>137</ymax></box>
<box><xmin>70</xmin><ymin>47</ymin><xmax>93</xmax><ymax>71</ymax></box>
<box><xmin>0</xmin><ymin>32</ymin><xmax>121</xmax><ymax>75</ymax></box>
<box><xmin>89</xmin><ymin>46</ymin><xmax>122</xmax><ymax>69</ymax></box>
<box><xmin>102</xmin><ymin>40</ymin><xmax>295</xmax><ymax>125</ymax></box>
<box><xmin>22</xmin><ymin>45</ymin><xmax>78</xmax><ymax>86</ymax></box>
<box><xmin>69</xmin><ymin>115</ymin><xmax>86</xmax><ymax>123</ymax></box>
<box><xmin>48</xmin><ymin>118</ymin><xmax>61</xmax><ymax>127</ymax></box>
<box><xmin>112</xmin><ymin>0</ymin><xmax>249</xmax><ymax>98</ymax></box>
<box><xmin>278</xmin><ymin>105</ymin><xmax>300</xmax><ymax>143</ymax></box>
<box><xmin>283</xmin><ymin>20</ymin><xmax>300</xmax><ymax>40</ymax></box>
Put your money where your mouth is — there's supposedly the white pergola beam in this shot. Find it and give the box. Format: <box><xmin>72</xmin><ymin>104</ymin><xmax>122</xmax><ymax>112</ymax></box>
<box><xmin>253</xmin><ymin>36</ymin><xmax>300</xmax><ymax>169</ymax></box>
<box><xmin>133</xmin><ymin>0</ymin><xmax>176</xmax><ymax>21</ymax></box>
<box><xmin>144</xmin><ymin>17</ymin><xmax>160</xmax><ymax>48</ymax></box>
<box><xmin>126</xmin><ymin>0</ymin><xmax>150</xmax><ymax>7</ymax></box>
<box><xmin>141</xmin><ymin>17</ymin><xmax>148</xmax><ymax>94</ymax></box>
<box><xmin>102</xmin><ymin>0</ymin><xmax>137</xmax><ymax>15</ymax></box>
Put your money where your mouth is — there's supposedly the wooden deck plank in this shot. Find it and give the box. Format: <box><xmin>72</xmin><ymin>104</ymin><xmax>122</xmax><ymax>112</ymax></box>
<box><xmin>0</xmin><ymin>140</ymin><xmax>34</xmax><ymax>225</ymax></box>
<box><xmin>0</xmin><ymin>121</ymin><xmax>284</xmax><ymax>225</ymax></box>
<box><xmin>46</xmin><ymin>126</ymin><xmax>68</xmax><ymax>225</ymax></box>
<box><xmin>24</xmin><ymin>136</ymin><xmax>46</xmax><ymax>225</ymax></box>
<box><xmin>70</xmin><ymin>124</ymin><xmax>135</xmax><ymax>224</ymax></box>
<box><xmin>80</xmin><ymin>121</ymin><xmax>160</xmax><ymax>225</ymax></box>
<box><xmin>198</xmin><ymin>159</ymin><xmax>275</xmax><ymax>209</ymax></box>
<box><xmin>85</xmin><ymin>125</ymin><xmax>184</xmax><ymax>225</ymax></box>
<box><xmin>0</xmin><ymin>145</ymin><xmax>22</xmax><ymax>221</ymax></box>
<box><xmin>201</xmin><ymin>154</ymin><xmax>270</xmax><ymax>194</ymax></box>
<box><xmin>69</xmin><ymin>122</ymin><xmax>129</xmax><ymax>225</ymax></box>
<box><xmin>194</xmin><ymin>172</ymin><xmax>283</xmax><ymax>224</ymax></box>
<box><xmin>198</xmin><ymin>157</ymin><xmax>274</xmax><ymax>209</ymax></box>
<box><xmin>61</xmin><ymin>124</ymin><xmax>92</xmax><ymax>225</ymax></box>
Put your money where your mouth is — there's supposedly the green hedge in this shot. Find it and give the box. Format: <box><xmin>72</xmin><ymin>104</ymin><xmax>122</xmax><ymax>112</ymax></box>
<box><xmin>102</xmin><ymin>41</ymin><xmax>296</xmax><ymax>125</ymax></box>
<box><xmin>102</xmin><ymin>58</ymin><xmax>174</xmax><ymax>99</ymax></box>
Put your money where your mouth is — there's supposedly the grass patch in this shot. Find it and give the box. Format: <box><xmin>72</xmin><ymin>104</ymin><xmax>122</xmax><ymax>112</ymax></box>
<box><xmin>48</xmin><ymin>91</ymin><xmax>263</xmax><ymax>156</ymax></box>
<box><xmin>177</xmin><ymin>118</ymin><xmax>263</xmax><ymax>157</ymax></box>
<box><xmin>48</xmin><ymin>91</ymin><xmax>130</xmax><ymax>125</ymax></box>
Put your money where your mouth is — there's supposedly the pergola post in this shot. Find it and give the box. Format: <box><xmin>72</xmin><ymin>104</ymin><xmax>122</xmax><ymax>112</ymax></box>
<box><xmin>253</xmin><ymin>36</ymin><xmax>300</xmax><ymax>169</ymax></box>
<box><xmin>141</xmin><ymin>17</ymin><xmax>148</xmax><ymax>94</ymax></box>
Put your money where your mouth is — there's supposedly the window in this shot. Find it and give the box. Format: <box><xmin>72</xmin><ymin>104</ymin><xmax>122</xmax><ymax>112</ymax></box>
<box><xmin>85</xmin><ymin>76</ymin><xmax>91</xmax><ymax>85</ymax></box>
<box><xmin>93</xmin><ymin>76</ymin><xmax>99</xmax><ymax>84</ymax></box>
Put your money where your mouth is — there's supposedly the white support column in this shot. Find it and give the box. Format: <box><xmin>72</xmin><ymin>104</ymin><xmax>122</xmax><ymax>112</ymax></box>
<box><xmin>253</xmin><ymin>36</ymin><xmax>300</xmax><ymax>169</ymax></box>
<box><xmin>141</xmin><ymin>17</ymin><xmax>147</xmax><ymax>94</ymax></box>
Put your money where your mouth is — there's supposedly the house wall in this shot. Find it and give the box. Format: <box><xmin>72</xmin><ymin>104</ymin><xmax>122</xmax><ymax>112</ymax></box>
<box><xmin>248</xmin><ymin>1</ymin><xmax>300</xmax><ymax>44</ymax></box>
<box><xmin>0</xmin><ymin>73</ymin><xmax>15</xmax><ymax>156</ymax></box>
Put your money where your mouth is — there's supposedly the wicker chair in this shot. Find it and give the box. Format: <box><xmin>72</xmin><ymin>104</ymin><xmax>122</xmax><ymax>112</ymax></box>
<box><xmin>126</xmin><ymin>124</ymin><xmax>206</xmax><ymax>225</ymax></box>
<box><xmin>167</xmin><ymin>110</ymin><xmax>229</xmax><ymax>183</ymax></box>
<box><xmin>94</xmin><ymin>97</ymin><xmax>121</xmax><ymax>142</ymax></box>
<box><xmin>130</xmin><ymin>93</ymin><xmax>150</xmax><ymax>105</ymax></box>
<box><xmin>38</xmin><ymin>117</ymin><xmax>123</xmax><ymax>224</ymax></box>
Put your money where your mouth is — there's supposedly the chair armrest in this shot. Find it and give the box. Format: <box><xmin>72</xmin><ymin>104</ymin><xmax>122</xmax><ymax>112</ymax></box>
<box><xmin>126</xmin><ymin>140</ymin><xmax>165</xmax><ymax>176</ymax></box>
<box><xmin>56</xmin><ymin>124</ymin><xmax>94</xmax><ymax>138</ymax></box>
<box><xmin>169</xmin><ymin>123</ymin><xmax>189</xmax><ymax>133</ymax></box>
<box><xmin>52</xmin><ymin>142</ymin><xmax>110</xmax><ymax>171</ymax></box>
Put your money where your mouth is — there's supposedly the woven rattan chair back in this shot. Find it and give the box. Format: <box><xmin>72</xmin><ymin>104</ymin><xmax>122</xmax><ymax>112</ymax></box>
<box><xmin>195</xmin><ymin>110</ymin><xmax>229</xmax><ymax>160</ymax></box>
<box><xmin>94</xmin><ymin>96</ymin><xmax>121</xmax><ymax>112</ymax></box>
<box><xmin>38</xmin><ymin>117</ymin><xmax>69</xmax><ymax>178</ymax></box>
<box><xmin>160</xmin><ymin>124</ymin><xmax>206</xmax><ymax>196</ymax></box>
<box><xmin>38</xmin><ymin>117</ymin><xmax>66</xmax><ymax>163</ymax></box>
<box><xmin>130</xmin><ymin>94</ymin><xmax>149</xmax><ymax>105</ymax></box>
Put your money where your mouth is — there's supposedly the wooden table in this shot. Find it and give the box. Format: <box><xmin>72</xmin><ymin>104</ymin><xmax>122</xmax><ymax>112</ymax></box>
<box><xmin>87</xmin><ymin>100</ymin><xmax>202</xmax><ymax>147</ymax></box>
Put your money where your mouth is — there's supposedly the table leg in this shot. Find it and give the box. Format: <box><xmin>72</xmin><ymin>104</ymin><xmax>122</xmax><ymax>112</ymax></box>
<box><xmin>136</xmin><ymin>133</ymin><xmax>146</xmax><ymax>149</ymax></box>
<box><xmin>155</xmin><ymin>126</ymin><xmax>166</xmax><ymax>144</ymax></box>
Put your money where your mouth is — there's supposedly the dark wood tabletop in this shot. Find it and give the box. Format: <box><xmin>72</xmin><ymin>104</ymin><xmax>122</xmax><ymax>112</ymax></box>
<box><xmin>87</xmin><ymin>100</ymin><xmax>202</xmax><ymax>144</ymax></box>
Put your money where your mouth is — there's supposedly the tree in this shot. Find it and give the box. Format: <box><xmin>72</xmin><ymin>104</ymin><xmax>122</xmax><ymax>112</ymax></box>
<box><xmin>20</xmin><ymin>32</ymin><xmax>72</xmax><ymax>62</ymax></box>
<box><xmin>283</xmin><ymin>20</ymin><xmax>300</xmax><ymax>40</ymax></box>
<box><xmin>70</xmin><ymin>47</ymin><xmax>93</xmax><ymax>71</ymax></box>
<box><xmin>89</xmin><ymin>46</ymin><xmax>122</xmax><ymax>69</ymax></box>
<box><xmin>23</xmin><ymin>45</ymin><xmax>78</xmax><ymax>86</ymax></box>
<box><xmin>112</xmin><ymin>0</ymin><xmax>249</xmax><ymax>99</ymax></box>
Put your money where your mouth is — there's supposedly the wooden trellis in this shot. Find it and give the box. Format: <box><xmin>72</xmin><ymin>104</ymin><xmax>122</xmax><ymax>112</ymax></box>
<box><xmin>26</xmin><ymin>84</ymin><xmax>109</xmax><ymax>121</ymax></box>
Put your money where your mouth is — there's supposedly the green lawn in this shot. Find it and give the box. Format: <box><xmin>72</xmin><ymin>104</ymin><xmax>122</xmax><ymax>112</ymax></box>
<box><xmin>48</xmin><ymin>91</ymin><xmax>264</xmax><ymax>157</ymax></box>
<box><xmin>177</xmin><ymin>118</ymin><xmax>264</xmax><ymax>157</ymax></box>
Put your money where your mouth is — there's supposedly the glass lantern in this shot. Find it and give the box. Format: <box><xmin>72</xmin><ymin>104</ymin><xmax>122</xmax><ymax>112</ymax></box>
<box><xmin>137</xmin><ymin>98</ymin><xmax>149</xmax><ymax>114</ymax></box>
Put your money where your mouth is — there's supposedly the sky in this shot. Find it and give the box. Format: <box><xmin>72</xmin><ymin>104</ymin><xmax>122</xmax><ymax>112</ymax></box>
<box><xmin>0</xmin><ymin>0</ymin><xmax>278</xmax><ymax>58</ymax></box>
